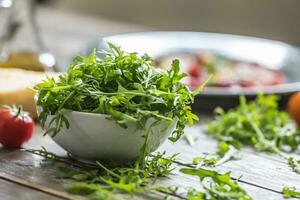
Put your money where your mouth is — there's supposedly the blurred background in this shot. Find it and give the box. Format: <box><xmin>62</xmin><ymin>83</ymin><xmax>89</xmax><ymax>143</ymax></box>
<box><xmin>1</xmin><ymin>0</ymin><xmax>300</xmax><ymax>66</ymax></box>
<box><xmin>1</xmin><ymin>0</ymin><xmax>300</xmax><ymax>115</ymax></box>
<box><xmin>51</xmin><ymin>0</ymin><xmax>300</xmax><ymax>45</ymax></box>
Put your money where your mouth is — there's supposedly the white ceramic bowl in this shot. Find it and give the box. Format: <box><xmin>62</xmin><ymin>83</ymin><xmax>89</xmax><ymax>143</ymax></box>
<box><xmin>43</xmin><ymin>111</ymin><xmax>175</xmax><ymax>162</ymax></box>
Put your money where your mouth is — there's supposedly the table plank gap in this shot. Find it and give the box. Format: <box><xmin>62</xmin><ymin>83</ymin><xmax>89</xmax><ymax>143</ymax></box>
<box><xmin>0</xmin><ymin>171</ymin><xmax>82</xmax><ymax>200</ymax></box>
<box><xmin>0</xmin><ymin>178</ymin><xmax>63</xmax><ymax>200</ymax></box>
<box><xmin>158</xmin><ymin>125</ymin><xmax>300</xmax><ymax>193</ymax></box>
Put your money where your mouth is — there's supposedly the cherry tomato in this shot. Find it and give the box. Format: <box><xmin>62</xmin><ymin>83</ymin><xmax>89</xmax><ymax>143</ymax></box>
<box><xmin>0</xmin><ymin>105</ymin><xmax>35</xmax><ymax>148</ymax></box>
<box><xmin>287</xmin><ymin>92</ymin><xmax>300</xmax><ymax>126</ymax></box>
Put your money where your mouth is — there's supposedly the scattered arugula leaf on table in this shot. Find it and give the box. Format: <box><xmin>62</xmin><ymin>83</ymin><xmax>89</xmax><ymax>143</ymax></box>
<box><xmin>206</xmin><ymin>94</ymin><xmax>300</xmax><ymax>173</ymax></box>
<box><xmin>215</xmin><ymin>142</ymin><xmax>240</xmax><ymax>167</ymax></box>
<box><xmin>28</xmin><ymin>147</ymin><xmax>181</xmax><ymax>199</ymax></box>
<box><xmin>282</xmin><ymin>187</ymin><xmax>300</xmax><ymax>198</ymax></box>
<box><xmin>191</xmin><ymin>142</ymin><xmax>240</xmax><ymax>167</ymax></box>
<box><xmin>192</xmin><ymin>156</ymin><xmax>218</xmax><ymax>167</ymax></box>
<box><xmin>287</xmin><ymin>157</ymin><xmax>300</xmax><ymax>174</ymax></box>
<box><xmin>69</xmin><ymin>183</ymin><xmax>122</xmax><ymax>200</ymax></box>
<box><xmin>181</xmin><ymin>168</ymin><xmax>252</xmax><ymax>200</ymax></box>
<box><xmin>64</xmin><ymin>152</ymin><xmax>185</xmax><ymax>199</ymax></box>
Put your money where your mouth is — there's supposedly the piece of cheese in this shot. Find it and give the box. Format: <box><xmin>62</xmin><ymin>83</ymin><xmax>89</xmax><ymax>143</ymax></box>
<box><xmin>0</xmin><ymin>68</ymin><xmax>59</xmax><ymax>118</ymax></box>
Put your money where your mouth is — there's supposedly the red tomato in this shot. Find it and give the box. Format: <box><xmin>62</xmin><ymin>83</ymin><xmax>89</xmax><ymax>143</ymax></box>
<box><xmin>287</xmin><ymin>92</ymin><xmax>300</xmax><ymax>126</ymax></box>
<box><xmin>0</xmin><ymin>105</ymin><xmax>35</xmax><ymax>148</ymax></box>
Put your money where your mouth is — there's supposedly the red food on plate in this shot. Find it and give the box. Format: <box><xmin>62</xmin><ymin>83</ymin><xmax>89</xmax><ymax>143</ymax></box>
<box><xmin>287</xmin><ymin>92</ymin><xmax>300</xmax><ymax>126</ymax></box>
<box><xmin>188</xmin><ymin>62</ymin><xmax>203</xmax><ymax>77</ymax></box>
<box><xmin>0</xmin><ymin>105</ymin><xmax>35</xmax><ymax>148</ymax></box>
<box><xmin>156</xmin><ymin>52</ymin><xmax>286</xmax><ymax>90</ymax></box>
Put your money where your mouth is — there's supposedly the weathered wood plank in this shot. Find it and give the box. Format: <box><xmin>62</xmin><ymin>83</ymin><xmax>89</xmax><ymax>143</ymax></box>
<box><xmin>24</xmin><ymin>126</ymin><xmax>66</xmax><ymax>156</ymax></box>
<box><xmin>0</xmin><ymin>149</ymin><xmax>289</xmax><ymax>200</ymax></box>
<box><xmin>0</xmin><ymin>126</ymin><xmax>294</xmax><ymax>199</ymax></box>
<box><xmin>156</xmin><ymin>167</ymin><xmax>293</xmax><ymax>200</ymax></box>
<box><xmin>0</xmin><ymin>151</ymin><xmax>76</xmax><ymax>194</ymax></box>
<box><xmin>0</xmin><ymin>150</ymin><xmax>170</xmax><ymax>200</ymax></box>
<box><xmin>159</xmin><ymin>125</ymin><xmax>300</xmax><ymax>193</ymax></box>
<box><xmin>0</xmin><ymin>171</ymin><xmax>82</xmax><ymax>200</ymax></box>
<box><xmin>0</xmin><ymin>178</ymin><xmax>63</xmax><ymax>200</ymax></box>
<box><xmin>1</xmin><ymin>124</ymin><xmax>299</xmax><ymax>200</ymax></box>
<box><xmin>0</xmin><ymin>148</ymin><xmax>16</xmax><ymax>157</ymax></box>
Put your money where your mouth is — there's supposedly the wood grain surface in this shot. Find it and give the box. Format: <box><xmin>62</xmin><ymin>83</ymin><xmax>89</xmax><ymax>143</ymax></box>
<box><xmin>0</xmin><ymin>124</ymin><xmax>298</xmax><ymax>200</ymax></box>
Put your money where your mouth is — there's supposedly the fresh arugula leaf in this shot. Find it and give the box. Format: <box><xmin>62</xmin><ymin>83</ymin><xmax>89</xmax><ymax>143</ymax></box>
<box><xmin>28</xmin><ymin>147</ymin><xmax>179</xmax><ymax>199</ymax></box>
<box><xmin>69</xmin><ymin>183</ymin><xmax>121</xmax><ymax>200</ymax></box>
<box><xmin>64</xmin><ymin>152</ymin><xmax>178</xmax><ymax>198</ymax></box>
<box><xmin>27</xmin><ymin>146</ymin><xmax>251</xmax><ymax>200</ymax></box>
<box><xmin>192</xmin><ymin>156</ymin><xmax>218</xmax><ymax>167</ymax></box>
<box><xmin>215</xmin><ymin>143</ymin><xmax>240</xmax><ymax>167</ymax></box>
<box><xmin>207</xmin><ymin>94</ymin><xmax>300</xmax><ymax>173</ymax></box>
<box><xmin>288</xmin><ymin>157</ymin><xmax>300</xmax><ymax>174</ymax></box>
<box><xmin>282</xmin><ymin>187</ymin><xmax>300</xmax><ymax>198</ymax></box>
<box><xmin>146</xmin><ymin>151</ymin><xmax>178</xmax><ymax>179</ymax></box>
<box><xmin>217</xmin><ymin>142</ymin><xmax>230</xmax><ymax>157</ymax></box>
<box><xmin>187</xmin><ymin>188</ymin><xmax>206</xmax><ymax>200</ymax></box>
<box><xmin>191</xmin><ymin>142</ymin><xmax>239</xmax><ymax>168</ymax></box>
<box><xmin>180</xmin><ymin>168</ymin><xmax>252</xmax><ymax>200</ymax></box>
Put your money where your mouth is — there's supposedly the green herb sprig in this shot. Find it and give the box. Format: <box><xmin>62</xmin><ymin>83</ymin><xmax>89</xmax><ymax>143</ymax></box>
<box><xmin>27</xmin><ymin>146</ymin><xmax>253</xmax><ymax>200</ymax></box>
<box><xmin>181</xmin><ymin>168</ymin><xmax>252</xmax><ymax>200</ymax></box>
<box><xmin>282</xmin><ymin>187</ymin><xmax>300</xmax><ymax>198</ymax></box>
<box><xmin>27</xmin><ymin>147</ymin><xmax>180</xmax><ymax>199</ymax></box>
<box><xmin>206</xmin><ymin>94</ymin><xmax>300</xmax><ymax>173</ymax></box>
<box><xmin>63</xmin><ymin>153</ymin><xmax>182</xmax><ymax>199</ymax></box>
<box><xmin>191</xmin><ymin>142</ymin><xmax>239</xmax><ymax>168</ymax></box>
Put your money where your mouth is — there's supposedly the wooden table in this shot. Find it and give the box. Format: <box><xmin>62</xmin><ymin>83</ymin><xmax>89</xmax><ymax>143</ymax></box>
<box><xmin>0</xmin><ymin>123</ymin><xmax>299</xmax><ymax>200</ymax></box>
<box><xmin>1</xmin><ymin>6</ymin><xmax>299</xmax><ymax>200</ymax></box>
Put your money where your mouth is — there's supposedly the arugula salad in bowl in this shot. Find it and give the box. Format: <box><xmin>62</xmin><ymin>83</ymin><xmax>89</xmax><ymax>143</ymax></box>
<box><xmin>35</xmin><ymin>43</ymin><xmax>202</xmax><ymax>162</ymax></box>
